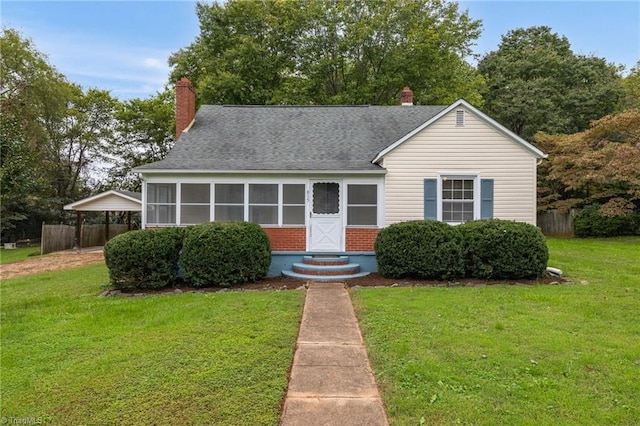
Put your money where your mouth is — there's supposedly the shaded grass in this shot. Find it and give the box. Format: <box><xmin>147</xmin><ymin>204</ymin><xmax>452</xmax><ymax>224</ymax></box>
<box><xmin>0</xmin><ymin>246</ymin><xmax>40</xmax><ymax>264</ymax></box>
<box><xmin>1</xmin><ymin>264</ymin><xmax>304</xmax><ymax>425</ymax></box>
<box><xmin>353</xmin><ymin>237</ymin><xmax>640</xmax><ymax>425</ymax></box>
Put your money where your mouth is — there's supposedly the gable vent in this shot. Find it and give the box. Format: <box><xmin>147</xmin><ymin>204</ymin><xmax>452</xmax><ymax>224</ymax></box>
<box><xmin>456</xmin><ymin>110</ymin><xmax>465</xmax><ymax>127</ymax></box>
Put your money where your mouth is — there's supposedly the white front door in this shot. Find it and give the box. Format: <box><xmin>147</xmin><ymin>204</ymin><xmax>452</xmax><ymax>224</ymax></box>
<box><xmin>309</xmin><ymin>181</ymin><xmax>343</xmax><ymax>252</ymax></box>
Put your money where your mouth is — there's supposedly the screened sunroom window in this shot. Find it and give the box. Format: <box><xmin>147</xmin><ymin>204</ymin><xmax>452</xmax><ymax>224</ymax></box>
<box><xmin>442</xmin><ymin>178</ymin><xmax>474</xmax><ymax>223</ymax></box>
<box><xmin>215</xmin><ymin>184</ymin><xmax>244</xmax><ymax>222</ymax></box>
<box><xmin>249</xmin><ymin>184</ymin><xmax>278</xmax><ymax>225</ymax></box>
<box><xmin>283</xmin><ymin>184</ymin><xmax>305</xmax><ymax>225</ymax></box>
<box><xmin>181</xmin><ymin>183</ymin><xmax>210</xmax><ymax>224</ymax></box>
<box><xmin>347</xmin><ymin>184</ymin><xmax>377</xmax><ymax>225</ymax></box>
<box><xmin>147</xmin><ymin>183</ymin><xmax>176</xmax><ymax>224</ymax></box>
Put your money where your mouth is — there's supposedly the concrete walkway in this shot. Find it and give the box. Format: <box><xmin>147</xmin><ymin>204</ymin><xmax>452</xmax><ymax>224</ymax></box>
<box><xmin>280</xmin><ymin>282</ymin><xmax>388</xmax><ymax>426</ymax></box>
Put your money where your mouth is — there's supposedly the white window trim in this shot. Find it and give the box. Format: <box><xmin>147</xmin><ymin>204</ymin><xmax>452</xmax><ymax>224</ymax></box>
<box><xmin>436</xmin><ymin>172</ymin><xmax>481</xmax><ymax>224</ymax></box>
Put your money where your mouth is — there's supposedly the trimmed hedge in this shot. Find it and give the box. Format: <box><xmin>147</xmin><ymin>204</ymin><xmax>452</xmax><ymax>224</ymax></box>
<box><xmin>458</xmin><ymin>219</ymin><xmax>548</xmax><ymax>279</ymax></box>
<box><xmin>573</xmin><ymin>205</ymin><xmax>640</xmax><ymax>237</ymax></box>
<box><xmin>104</xmin><ymin>227</ymin><xmax>185</xmax><ymax>290</ymax></box>
<box><xmin>180</xmin><ymin>221</ymin><xmax>271</xmax><ymax>287</ymax></box>
<box><xmin>374</xmin><ymin>220</ymin><xmax>465</xmax><ymax>280</ymax></box>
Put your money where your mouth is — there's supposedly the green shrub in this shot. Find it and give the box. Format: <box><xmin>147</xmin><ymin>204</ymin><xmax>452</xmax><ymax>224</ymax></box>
<box><xmin>573</xmin><ymin>205</ymin><xmax>640</xmax><ymax>237</ymax></box>
<box><xmin>104</xmin><ymin>227</ymin><xmax>185</xmax><ymax>290</ymax></box>
<box><xmin>374</xmin><ymin>220</ymin><xmax>464</xmax><ymax>280</ymax></box>
<box><xmin>180</xmin><ymin>222</ymin><xmax>271</xmax><ymax>287</ymax></box>
<box><xmin>459</xmin><ymin>219</ymin><xmax>548</xmax><ymax>279</ymax></box>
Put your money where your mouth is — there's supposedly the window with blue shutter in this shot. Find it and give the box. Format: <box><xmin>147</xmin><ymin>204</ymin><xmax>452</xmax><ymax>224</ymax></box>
<box><xmin>424</xmin><ymin>179</ymin><xmax>437</xmax><ymax>220</ymax></box>
<box><xmin>480</xmin><ymin>179</ymin><xmax>494</xmax><ymax>219</ymax></box>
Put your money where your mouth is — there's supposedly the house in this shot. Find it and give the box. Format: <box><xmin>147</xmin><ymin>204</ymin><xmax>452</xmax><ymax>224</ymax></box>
<box><xmin>135</xmin><ymin>78</ymin><xmax>546</xmax><ymax>278</ymax></box>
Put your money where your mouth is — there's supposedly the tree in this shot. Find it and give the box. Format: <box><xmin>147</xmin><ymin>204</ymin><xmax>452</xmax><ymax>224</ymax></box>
<box><xmin>536</xmin><ymin>110</ymin><xmax>640</xmax><ymax>215</ymax></box>
<box><xmin>621</xmin><ymin>61</ymin><xmax>640</xmax><ymax>110</ymax></box>
<box><xmin>0</xmin><ymin>28</ymin><xmax>70</xmax><ymax>238</ymax></box>
<box><xmin>107</xmin><ymin>88</ymin><xmax>176</xmax><ymax>191</ymax></box>
<box><xmin>1</xmin><ymin>28</ymin><xmax>119</xmax><ymax>239</ymax></box>
<box><xmin>478</xmin><ymin>26</ymin><xmax>625</xmax><ymax>141</ymax></box>
<box><xmin>169</xmin><ymin>0</ymin><xmax>484</xmax><ymax>106</ymax></box>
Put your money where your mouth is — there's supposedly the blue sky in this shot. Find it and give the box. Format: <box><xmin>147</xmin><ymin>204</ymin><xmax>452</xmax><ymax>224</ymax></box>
<box><xmin>2</xmin><ymin>1</ymin><xmax>638</xmax><ymax>100</ymax></box>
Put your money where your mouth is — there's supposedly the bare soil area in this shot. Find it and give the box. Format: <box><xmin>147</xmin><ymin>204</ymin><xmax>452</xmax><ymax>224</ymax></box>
<box><xmin>0</xmin><ymin>250</ymin><xmax>105</xmax><ymax>280</ymax></box>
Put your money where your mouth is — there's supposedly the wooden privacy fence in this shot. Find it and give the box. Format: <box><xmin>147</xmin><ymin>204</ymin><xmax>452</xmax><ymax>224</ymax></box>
<box><xmin>537</xmin><ymin>209</ymin><xmax>580</xmax><ymax>236</ymax></box>
<box><xmin>41</xmin><ymin>223</ymin><xmax>129</xmax><ymax>254</ymax></box>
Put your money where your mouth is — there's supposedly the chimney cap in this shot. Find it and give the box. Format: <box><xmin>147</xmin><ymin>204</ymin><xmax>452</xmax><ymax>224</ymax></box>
<box><xmin>400</xmin><ymin>86</ymin><xmax>413</xmax><ymax>106</ymax></box>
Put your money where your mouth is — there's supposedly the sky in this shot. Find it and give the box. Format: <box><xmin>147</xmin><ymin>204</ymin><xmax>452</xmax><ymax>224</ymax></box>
<box><xmin>2</xmin><ymin>0</ymin><xmax>639</xmax><ymax>100</ymax></box>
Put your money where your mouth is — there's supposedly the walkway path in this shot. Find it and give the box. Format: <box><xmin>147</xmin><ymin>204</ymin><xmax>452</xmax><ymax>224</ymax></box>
<box><xmin>280</xmin><ymin>282</ymin><xmax>388</xmax><ymax>426</ymax></box>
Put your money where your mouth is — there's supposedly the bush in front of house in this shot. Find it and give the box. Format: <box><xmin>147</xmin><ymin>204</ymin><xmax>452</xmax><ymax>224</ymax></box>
<box><xmin>104</xmin><ymin>227</ymin><xmax>185</xmax><ymax>290</ymax></box>
<box><xmin>374</xmin><ymin>220</ymin><xmax>465</xmax><ymax>280</ymax></box>
<box><xmin>180</xmin><ymin>221</ymin><xmax>271</xmax><ymax>287</ymax></box>
<box><xmin>573</xmin><ymin>205</ymin><xmax>640</xmax><ymax>237</ymax></box>
<box><xmin>459</xmin><ymin>219</ymin><xmax>548</xmax><ymax>279</ymax></box>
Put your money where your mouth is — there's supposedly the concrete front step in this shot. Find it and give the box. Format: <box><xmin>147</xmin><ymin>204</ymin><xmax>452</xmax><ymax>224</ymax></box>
<box><xmin>292</xmin><ymin>262</ymin><xmax>361</xmax><ymax>276</ymax></box>
<box><xmin>282</xmin><ymin>270</ymin><xmax>370</xmax><ymax>281</ymax></box>
<box><xmin>303</xmin><ymin>255</ymin><xmax>350</xmax><ymax>266</ymax></box>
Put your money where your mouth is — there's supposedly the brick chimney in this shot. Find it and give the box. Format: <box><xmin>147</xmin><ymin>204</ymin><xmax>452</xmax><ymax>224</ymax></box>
<box><xmin>400</xmin><ymin>86</ymin><xmax>413</xmax><ymax>106</ymax></box>
<box><xmin>175</xmin><ymin>77</ymin><xmax>196</xmax><ymax>140</ymax></box>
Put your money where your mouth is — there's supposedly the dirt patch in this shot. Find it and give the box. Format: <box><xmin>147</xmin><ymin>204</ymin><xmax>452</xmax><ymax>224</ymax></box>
<box><xmin>0</xmin><ymin>250</ymin><xmax>105</xmax><ymax>280</ymax></box>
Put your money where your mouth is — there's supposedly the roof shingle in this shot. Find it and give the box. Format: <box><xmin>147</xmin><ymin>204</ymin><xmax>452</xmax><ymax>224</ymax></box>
<box><xmin>136</xmin><ymin>105</ymin><xmax>447</xmax><ymax>172</ymax></box>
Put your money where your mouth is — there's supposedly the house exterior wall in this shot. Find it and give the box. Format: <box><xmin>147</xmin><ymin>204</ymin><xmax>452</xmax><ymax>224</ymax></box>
<box><xmin>263</xmin><ymin>227</ymin><xmax>306</xmax><ymax>251</ymax></box>
<box><xmin>382</xmin><ymin>106</ymin><xmax>538</xmax><ymax>225</ymax></box>
<box><xmin>345</xmin><ymin>227</ymin><xmax>379</xmax><ymax>251</ymax></box>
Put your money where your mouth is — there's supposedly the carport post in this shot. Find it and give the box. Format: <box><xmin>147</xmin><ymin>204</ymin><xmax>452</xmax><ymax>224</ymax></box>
<box><xmin>105</xmin><ymin>211</ymin><xmax>110</xmax><ymax>243</ymax></box>
<box><xmin>76</xmin><ymin>211</ymin><xmax>82</xmax><ymax>251</ymax></box>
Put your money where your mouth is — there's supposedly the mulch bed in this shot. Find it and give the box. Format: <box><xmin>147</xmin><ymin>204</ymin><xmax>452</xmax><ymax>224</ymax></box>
<box><xmin>107</xmin><ymin>273</ymin><xmax>569</xmax><ymax>297</ymax></box>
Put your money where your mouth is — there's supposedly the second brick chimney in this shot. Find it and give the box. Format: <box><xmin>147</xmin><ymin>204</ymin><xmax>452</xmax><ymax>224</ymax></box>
<box><xmin>400</xmin><ymin>86</ymin><xmax>413</xmax><ymax>106</ymax></box>
<box><xmin>175</xmin><ymin>77</ymin><xmax>196</xmax><ymax>140</ymax></box>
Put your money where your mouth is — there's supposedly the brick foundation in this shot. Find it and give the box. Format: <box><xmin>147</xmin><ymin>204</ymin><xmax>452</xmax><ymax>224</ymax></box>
<box><xmin>345</xmin><ymin>227</ymin><xmax>379</xmax><ymax>252</ymax></box>
<box><xmin>263</xmin><ymin>227</ymin><xmax>306</xmax><ymax>251</ymax></box>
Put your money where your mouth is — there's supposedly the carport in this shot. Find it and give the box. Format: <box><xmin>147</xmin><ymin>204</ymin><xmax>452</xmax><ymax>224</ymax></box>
<box><xmin>63</xmin><ymin>190</ymin><xmax>142</xmax><ymax>249</ymax></box>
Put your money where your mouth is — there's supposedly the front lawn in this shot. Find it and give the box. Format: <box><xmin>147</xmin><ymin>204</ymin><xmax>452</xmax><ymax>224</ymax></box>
<box><xmin>353</xmin><ymin>237</ymin><xmax>640</xmax><ymax>425</ymax></box>
<box><xmin>1</xmin><ymin>264</ymin><xmax>304</xmax><ymax>425</ymax></box>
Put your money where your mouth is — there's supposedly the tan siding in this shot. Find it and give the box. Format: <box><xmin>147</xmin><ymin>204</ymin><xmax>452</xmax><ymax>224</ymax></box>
<box><xmin>383</xmin><ymin>107</ymin><xmax>538</xmax><ymax>225</ymax></box>
<box><xmin>76</xmin><ymin>194</ymin><xmax>142</xmax><ymax>211</ymax></box>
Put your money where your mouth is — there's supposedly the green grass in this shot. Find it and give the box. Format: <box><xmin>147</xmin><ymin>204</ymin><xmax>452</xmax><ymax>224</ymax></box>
<box><xmin>0</xmin><ymin>246</ymin><xmax>41</xmax><ymax>264</ymax></box>
<box><xmin>1</xmin><ymin>264</ymin><xmax>304</xmax><ymax>425</ymax></box>
<box><xmin>353</xmin><ymin>237</ymin><xmax>640</xmax><ymax>425</ymax></box>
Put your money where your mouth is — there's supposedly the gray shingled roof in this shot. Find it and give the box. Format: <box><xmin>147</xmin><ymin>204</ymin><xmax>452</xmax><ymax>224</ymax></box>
<box><xmin>136</xmin><ymin>105</ymin><xmax>447</xmax><ymax>172</ymax></box>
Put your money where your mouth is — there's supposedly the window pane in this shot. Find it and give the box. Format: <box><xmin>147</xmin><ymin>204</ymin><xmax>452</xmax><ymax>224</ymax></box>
<box><xmin>283</xmin><ymin>206</ymin><xmax>305</xmax><ymax>225</ymax></box>
<box><xmin>182</xmin><ymin>184</ymin><xmax>210</xmax><ymax>203</ymax></box>
<box><xmin>181</xmin><ymin>205</ymin><xmax>210</xmax><ymax>224</ymax></box>
<box><xmin>147</xmin><ymin>204</ymin><xmax>176</xmax><ymax>224</ymax></box>
<box><xmin>215</xmin><ymin>184</ymin><xmax>244</xmax><ymax>204</ymax></box>
<box><xmin>215</xmin><ymin>205</ymin><xmax>244</xmax><ymax>222</ymax></box>
<box><xmin>348</xmin><ymin>206</ymin><xmax>377</xmax><ymax>225</ymax></box>
<box><xmin>442</xmin><ymin>201</ymin><xmax>473</xmax><ymax>223</ymax></box>
<box><xmin>249</xmin><ymin>206</ymin><xmax>277</xmax><ymax>225</ymax></box>
<box><xmin>147</xmin><ymin>183</ymin><xmax>176</xmax><ymax>203</ymax></box>
<box><xmin>249</xmin><ymin>184</ymin><xmax>278</xmax><ymax>204</ymax></box>
<box><xmin>283</xmin><ymin>184</ymin><xmax>305</xmax><ymax>204</ymax></box>
<box><xmin>313</xmin><ymin>182</ymin><xmax>339</xmax><ymax>214</ymax></box>
<box><xmin>348</xmin><ymin>185</ymin><xmax>377</xmax><ymax>205</ymax></box>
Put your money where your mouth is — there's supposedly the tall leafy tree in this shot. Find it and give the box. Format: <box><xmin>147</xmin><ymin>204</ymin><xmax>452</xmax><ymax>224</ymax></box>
<box><xmin>107</xmin><ymin>88</ymin><xmax>176</xmax><ymax>191</ymax></box>
<box><xmin>169</xmin><ymin>0</ymin><xmax>484</xmax><ymax>106</ymax></box>
<box><xmin>1</xmin><ymin>28</ymin><xmax>70</xmax><ymax>237</ymax></box>
<box><xmin>621</xmin><ymin>61</ymin><xmax>640</xmax><ymax>110</ymax></box>
<box><xmin>536</xmin><ymin>110</ymin><xmax>640</xmax><ymax>215</ymax></box>
<box><xmin>478</xmin><ymin>26</ymin><xmax>625</xmax><ymax>141</ymax></box>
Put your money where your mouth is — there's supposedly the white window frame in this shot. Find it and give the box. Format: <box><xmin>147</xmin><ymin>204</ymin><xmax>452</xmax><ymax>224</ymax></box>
<box><xmin>180</xmin><ymin>183</ymin><xmax>211</xmax><ymax>225</ymax></box>
<box><xmin>346</xmin><ymin>184</ymin><xmax>378</xmax><ymax>226</ymax></box>
<box><xmin>146</xmin><ymin>182</ymin><xmax>177</xmax><ymax>226</ymax></box>
<box><xmin>437</xmin><ymin>172</ymin><xmax>480</xmax><ymax>224</ymax></box>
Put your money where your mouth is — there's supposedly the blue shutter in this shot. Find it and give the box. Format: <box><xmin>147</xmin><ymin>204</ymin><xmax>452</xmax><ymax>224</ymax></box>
<box><xmin>480</xmin><ymin>179</ymin><xmax>494</xmax><ymax>219</ymax></box>
<box><xmin>424</xmin><ymin>179</ymin><xmax>437</xmax><ymax>220</ymax></box>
